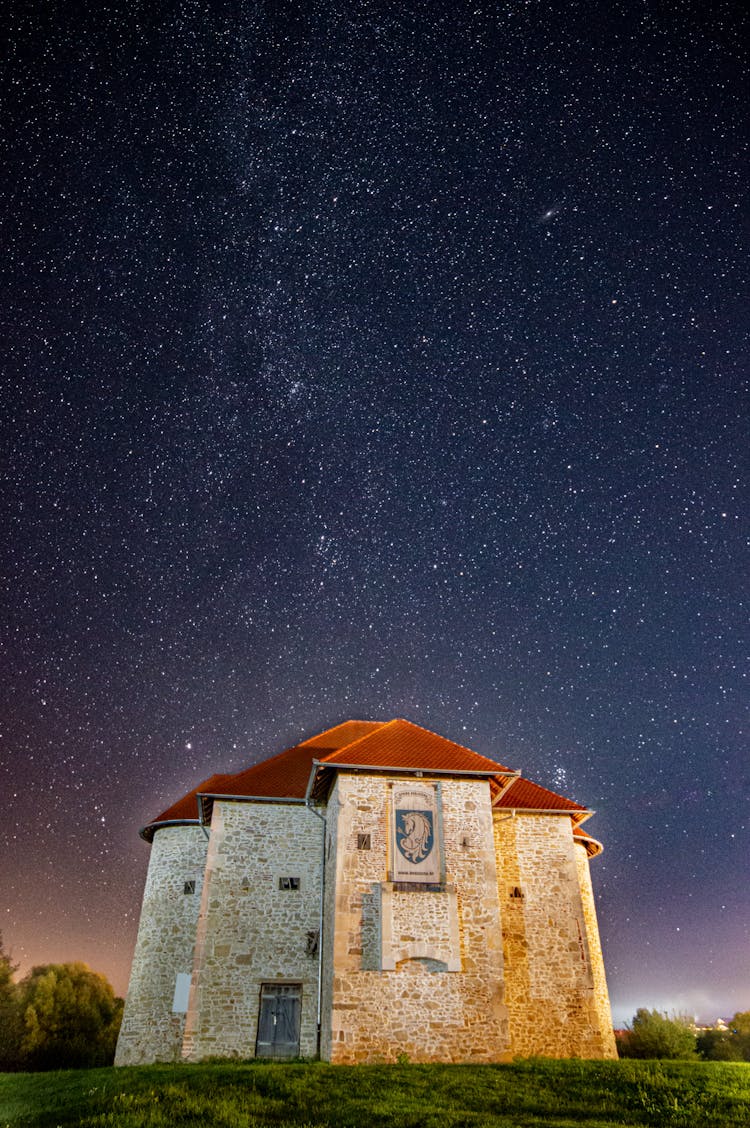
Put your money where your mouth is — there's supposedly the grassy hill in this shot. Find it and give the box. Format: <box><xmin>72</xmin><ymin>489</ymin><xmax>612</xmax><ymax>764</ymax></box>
<box><xmin>2</xmin><ymin>1058</ymin><xmax>750</xmax><ymax>1127</ymax></box>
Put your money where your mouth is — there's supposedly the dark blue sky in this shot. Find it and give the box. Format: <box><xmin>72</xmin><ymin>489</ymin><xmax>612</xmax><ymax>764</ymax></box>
<box><xmin>2</xmin><ymin>0</ymin><xmax>748</xmax><ymax>1023</ymax></box>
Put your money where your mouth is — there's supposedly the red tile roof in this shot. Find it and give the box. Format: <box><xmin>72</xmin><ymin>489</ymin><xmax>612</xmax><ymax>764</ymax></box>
<box><xmin>299</xmin><ymin>719</ymin><xmax>386</xmax><ymax>749</ymax></box>
<box><xmin>147</xmin><ymin>721</ymin><xmax>388</xmax><ymax>834</ymax></box>
<box><xmin>305</xmin><ymin>718</ymin><xmax>514</xmax><ymax>802</ymax></box>
<box><xmin>494</xmin><ymin>776</ymin><xmax>589</xmax><ymax>819</ymax></box>
<box><xmin>317</xmin><ymin>718</ymin><xmax>512</xmax><ymax>774</ymax></box>
<box><xmin>141</xmin><ymin>719</ymin><xmax>592</xmax><ymax>843</ymax></box>
<box><xmin>149</xmin><ymin>773</ymin><xmax>234</xmax><ymax>825</ymax></box>
<box><xmin>145</xmin><ymin>746</ymin><xmax>316</xmax><ymax>838</ymax></box>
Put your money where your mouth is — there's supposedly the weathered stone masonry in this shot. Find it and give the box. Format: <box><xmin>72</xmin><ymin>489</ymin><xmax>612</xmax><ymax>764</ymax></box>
<box><xmin>321</xmin><ymin>775</ymin><xmax>508</xmax><ymax>1064</ymax></box>
<box><xmin>116</xmin><ymin>826</ymin><xmax>207</xmax><ymax>1065</ymax></box>
<box><xmin>182</xmin><ymin>799</ymin><xmax>323</xmax><ymax>1060</ymax></box>
<box><xmin>494</xmin><ymin>813</ymin><xmax>616</xmax><ymax>1058</ymax></box>
<box><xmin>116</xmin><ymin>718</ymin><xmax>616</xmax><ymax>1065</ymax></box>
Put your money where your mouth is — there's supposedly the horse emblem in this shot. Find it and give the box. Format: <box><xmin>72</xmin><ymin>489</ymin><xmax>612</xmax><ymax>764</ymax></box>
<box><xmin>396</xmin><ymin>809</ymin><xmax>434</xmax><ymax>863</ymax></box>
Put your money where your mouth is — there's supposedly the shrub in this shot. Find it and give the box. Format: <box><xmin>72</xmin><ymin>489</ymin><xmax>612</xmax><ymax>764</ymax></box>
<box><xmin>618</xmin><ymin>1008</ymin><xmax>697</xmax><ymax>1059</ymax></box>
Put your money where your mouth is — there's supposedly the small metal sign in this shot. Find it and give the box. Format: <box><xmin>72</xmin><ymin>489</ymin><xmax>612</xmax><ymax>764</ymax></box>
<box><xmin>391</xmin><ymin>783</ymin><xmax>441</xmax><ymax>883</ymax></box>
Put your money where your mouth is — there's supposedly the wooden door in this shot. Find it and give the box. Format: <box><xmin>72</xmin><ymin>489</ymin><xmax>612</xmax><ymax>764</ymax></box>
<box><xmin>256</xmin><ymin>983</ymin><xmax>301</xmax><ymax>1058</ymax></box>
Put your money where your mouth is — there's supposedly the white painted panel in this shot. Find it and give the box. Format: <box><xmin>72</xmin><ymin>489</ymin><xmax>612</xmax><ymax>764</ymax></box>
<box><xmin>172</xmin><ymin>972</ymin><xmax>191</xmax><ymax>1013</ymax></box>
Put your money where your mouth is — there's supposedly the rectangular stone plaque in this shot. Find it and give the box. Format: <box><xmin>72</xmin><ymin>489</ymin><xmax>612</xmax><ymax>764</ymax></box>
<box><xmin>390</xmin><ymin>781</ymin><xmax>441</xmax><ymax>884</ymax></box>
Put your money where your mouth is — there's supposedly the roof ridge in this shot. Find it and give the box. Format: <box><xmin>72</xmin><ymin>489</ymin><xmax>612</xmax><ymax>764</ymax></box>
<box><xmin>317</xmin><ymin>717</ymin><xmax>505</xmax><ymax>767</ymax></box>
<box><xmin>297</xmin><ymin>719</ymin><xmax>387</xmax><ymax>749</ymax></box>
<box><xmin>317</xmin><ymin>717</ymin><xmax>401</xmax><ymax>762</ymax></box>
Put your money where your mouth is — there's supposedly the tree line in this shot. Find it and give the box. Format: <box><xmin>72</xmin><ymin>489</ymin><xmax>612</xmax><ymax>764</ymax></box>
<box><xmin>2</xmin><ymin>932</ymin><xmax>749</xmax><ymax>1070</ymax></box>
<box><xmin>0</xmin><ymin>935</ymin><xmax>123</xmax><ymax>1071</ymax></box>
<box><xmin>617</xmin><ymin>1008</ymin><xmax>750</xmax><ymax>1061</ymax></box>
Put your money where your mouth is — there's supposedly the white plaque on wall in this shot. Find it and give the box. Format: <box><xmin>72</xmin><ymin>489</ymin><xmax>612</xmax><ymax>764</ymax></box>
<box><xmin>390</xmin><ymin>782</ymin><xmax>441</xmax><ymax>883</ymax></box>
<box><xmin>172</xmin><ymin>972</ymin><xmax>191</xmax><ymax>1013</ymax></box>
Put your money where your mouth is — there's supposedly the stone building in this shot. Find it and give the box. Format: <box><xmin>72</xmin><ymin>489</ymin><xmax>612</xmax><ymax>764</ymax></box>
<box><xmin>116</xmin><ymin>718</ymin><xmax>616</xmax><ymax>1065</ymax></box>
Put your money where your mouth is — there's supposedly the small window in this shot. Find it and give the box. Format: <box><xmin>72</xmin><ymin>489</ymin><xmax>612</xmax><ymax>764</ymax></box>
<box><xmin>279</xmin><ymin>876</ymin><xmax>300</xmax><ymax>891</ymax></box>
<box><xmin>305</xmin><ymin>929</ymin><xmax>320</xmax><ymax>956</ymax></box>
<box><xmin>509</xmin><ymin>886</ymin><xmax>524</xmax><ymax>900</ymax></box>
<box><xmin>184</xmin><ymin>880</ymin><xmax>196</xmax><ymax>895</ymax></box>
<box><xmin>357</xmin><ymin>833</ymin><xmax>371</xmax><ymax>850</ymax></box>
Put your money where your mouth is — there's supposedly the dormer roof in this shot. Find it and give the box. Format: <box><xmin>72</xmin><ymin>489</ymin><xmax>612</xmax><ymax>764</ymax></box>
<box><xmin>304</xmin><ymin>718</ymin><xmax>516</xmax><ymax>802</ymax></box>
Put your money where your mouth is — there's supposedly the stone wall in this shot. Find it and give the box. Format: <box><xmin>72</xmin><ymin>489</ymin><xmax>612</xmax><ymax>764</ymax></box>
<box><xmin>575</xmin><ymin>841</ymin><xmax>617</xmax><ymax>1057</ymax></box>
<box><xmin>182</xmin><ymin>799</ymin><xmax>324</xmax><ymax>1060</ymax></box>
<box><xmin>115</xmin><ymin>825</ymin><xmax>208</xmax><ymax>1065</ymax></box>
<box><xmin>321</xmin><ymin>774</ymin><xmax>509</xmax><ymax>1063</ymax></box>
<box><xmin>493</xmin><ymin>811</ymin><xmax>616</xmax><ymax>1058</ymax></box>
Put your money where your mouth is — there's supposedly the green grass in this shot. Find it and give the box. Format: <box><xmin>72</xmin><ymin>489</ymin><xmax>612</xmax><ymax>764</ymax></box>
<box><xmin>1</xmin><ymin>1059</ymin><xmax>749</xmax><ymax>1128</ymax></box>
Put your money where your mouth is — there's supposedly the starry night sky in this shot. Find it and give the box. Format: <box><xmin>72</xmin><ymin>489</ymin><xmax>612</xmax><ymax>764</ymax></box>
<box><xmin>2</xmin><ymin>1</ymin><xmax>748</xmax><ymax>1025</ymax></box>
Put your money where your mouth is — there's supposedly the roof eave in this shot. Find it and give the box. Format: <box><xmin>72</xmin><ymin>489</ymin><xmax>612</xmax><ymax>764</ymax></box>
<box><xmin>575</xmin><ymin>835</ymin><xmax>604</xmax><ymax>858</ymax></box>
<box><xmin>306</xmin><ymin>760</ymin><xmax>517</xmax><ymax>803</ymax></box>
<box><xmin>493</xmin><ymin>804</ymin><xmax>594</xmax><ymax>824</ymax></box>
<box><xmin>198</xmin><ymin>791</ymin><xmax>308</xmax><ymax>803</ymax></box>
<box><xmin>320</xmin><ymin>761</ymin><xmax>514</xmax><ymax>777</ymax></box>
<box><xmin>197</xmin><ymin>792</ymin><xmax>308</xmax><ymax>825</ymax></box>
<box><xmin>139</xmin><ymin>818</ymin><xmax>202</xmax><ymax>843</ymax></box>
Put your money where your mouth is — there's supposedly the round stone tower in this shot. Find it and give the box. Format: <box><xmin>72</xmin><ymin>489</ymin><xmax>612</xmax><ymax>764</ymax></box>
<box><xmin>115</xmin><ymin>823</ymin><xmax>208</xmax><ymax>1066</ymax></box>
<box><xmin>574</xmin><ymin>829</ymin><xmax>618</xmax><ymax>1058</ymax></box>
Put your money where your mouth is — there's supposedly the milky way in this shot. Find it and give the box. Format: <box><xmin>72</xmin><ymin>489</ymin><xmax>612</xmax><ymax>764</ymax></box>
<box><xmin>2</xmin><ymin>1</ymin><xmax>748</xmax><ymax>1023</ymax></box>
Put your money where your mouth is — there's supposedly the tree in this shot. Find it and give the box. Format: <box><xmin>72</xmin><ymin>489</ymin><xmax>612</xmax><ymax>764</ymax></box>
<box><xmin>694</xmin><ymin>1019</ymin><xmax>748</xmax><ymax>1060</ymax></box>
<box><xmin>729</xmin><ymin>1012</ymin><xmax>750</xmax><ymax>1061</ymax></box>
<box><xmin>699</xmin><ymin>1013</ymin><xmax>750</xmax><ymax>1062</ymax></box>
<box><xmin>17</xmin><ymin>962</ymin><xmax>123</xmax><ymax>1070</ymax></box>
<box><xmin>696</xmin><ymin>1027</ymin><xmax>744</xmax><ymax>1061</ymax></box>
<box><xmin>618</xmin><ymin>1008</ymin><xmax>697</xmax><ymax>1060</ymax></box>
<box><xmin>0</xmin><ymin>933</ymin><xmax>22</xmax><ymax>1071</ymax></box>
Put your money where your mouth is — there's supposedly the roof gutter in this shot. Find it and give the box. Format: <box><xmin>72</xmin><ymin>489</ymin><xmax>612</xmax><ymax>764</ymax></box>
<box><xmin>139</xmin><ymin>818</ymin><xmax>201</xmax><ymax>843</ymax></box>
<box><xmin>493</xmin><ymin>804</ymin><xmax>592</xmax><ymax>814</ymax></box>
<box><xmin>196</xmin><ymin>792</ymin><xmax>306</xmax><ymax>826</ymax></box>
<box><xmin>492</xmin><ymin>803</ymin><xmax>594</xmax><ymax>824</ymax></box>
<box><xmin>317</xmin><ymin>761</ymin><xmax>516</xmax><ymax>778</ymax></box>
<box><xmin>197</xmin><ymin>792</ymin><xmax>307</xmax><ymax>807</ymax></box>
<box><xmin>304</xmin><ymin>758</ymin><xmax>517</xmax><ymax>801</ymax></box>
